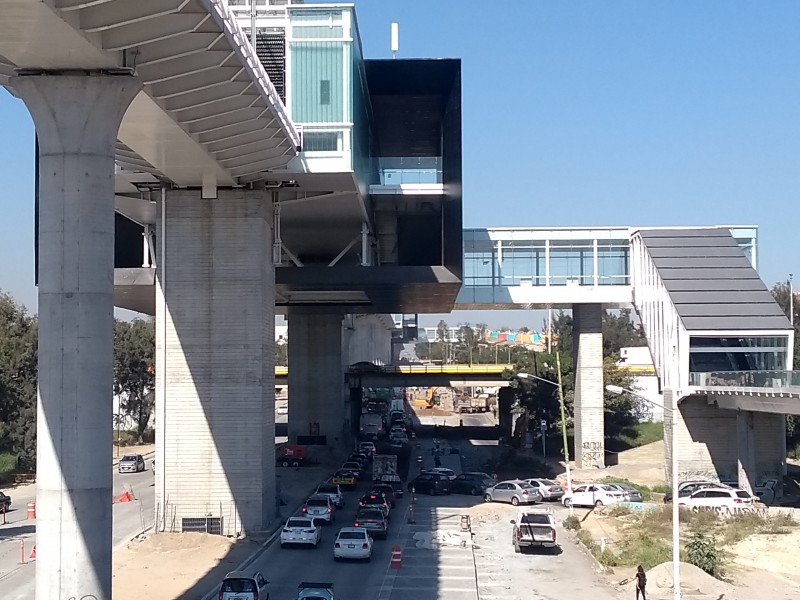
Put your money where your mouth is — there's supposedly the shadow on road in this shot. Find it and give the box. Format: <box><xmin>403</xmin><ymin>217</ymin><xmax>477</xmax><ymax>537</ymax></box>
<box><xmin>0</xmin><ymin>524</ymin><xmax>35</xmax><ymax>537</ymax></box>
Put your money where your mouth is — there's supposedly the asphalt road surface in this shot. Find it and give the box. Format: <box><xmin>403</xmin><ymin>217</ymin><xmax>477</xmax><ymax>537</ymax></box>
<box><xmin>1</xmin><ymin>463</ymin><xmax>155</xmax><ymax>600</ymax></box>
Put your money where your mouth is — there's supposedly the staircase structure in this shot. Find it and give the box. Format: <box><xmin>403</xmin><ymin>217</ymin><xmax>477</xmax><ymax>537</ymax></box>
<box><xmin>630</xmin><ymin>228</ymin><xmax>795</xmax><ymax>493</ymax></box>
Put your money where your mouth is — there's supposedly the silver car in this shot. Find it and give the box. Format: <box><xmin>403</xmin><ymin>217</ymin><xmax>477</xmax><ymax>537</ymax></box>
<box><xmin>118</xmin><ymin>454</ymin><xmax>146</xmax><ymax>474</ymax></box>
<box><xmin>523</xmin><ymin>478</ymin><xmax>564</xmax><ymax>501</ymax></box>
<box><xmin>484</xmin><ymin>480</ymin><xmax>542</xmax><ymax>505</ymax></box>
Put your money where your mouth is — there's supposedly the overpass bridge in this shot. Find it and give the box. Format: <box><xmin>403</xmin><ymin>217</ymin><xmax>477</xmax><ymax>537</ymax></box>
<box><xmin>276</xmin><ymin>363</ymin><xmax>513</xmax><ymax>386</ymax></box>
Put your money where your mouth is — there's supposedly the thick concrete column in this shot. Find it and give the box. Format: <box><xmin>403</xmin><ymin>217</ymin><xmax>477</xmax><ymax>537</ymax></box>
<box><xmin>572</xmin><ymin>304</ymin><xmax>605</xmax><ymax>468</ymax></box>
<box><xmin>736</xmin><ymin>410</ymin><xmax>756</xmax><ymax>495</ymax></box>
<box><xmin>155</xmin><ymin>190</ymin><xmax>275</xmax><ymax>536</ymax></box>
<box><xmin>288</xmin><ymin>312</ymin><xmax>346</xmax><ymax>447</ymax></box>
<box><xmin>12</xmin><ymin>74</ymin><xmax>141</xmax><ymax>600</ymax></box>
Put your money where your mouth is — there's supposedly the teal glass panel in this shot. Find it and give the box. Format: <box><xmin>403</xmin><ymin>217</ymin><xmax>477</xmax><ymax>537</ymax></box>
<box><xmin>290</xmin><ymin>41</ymin><xmax>344</xmax><ymax>123</ymax></box>
<box><xmin>293</xmin><ymin>25</ymin><xmax>344</xmax><ymax>38</ymax></box>
<box><xmin>549</xmin><ymin>241</ymin><xmax>594</xmax><ymax>285</ymax></box>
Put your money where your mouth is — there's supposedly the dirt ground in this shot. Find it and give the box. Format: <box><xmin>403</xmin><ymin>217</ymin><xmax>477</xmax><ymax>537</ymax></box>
<box><xmin>576</xmin><ymin>506</ymin><xmax>800</xmax><ymax>599</ymax></box>
<box><xmin>112</xmin><ymin>532</ymin><xmax>260</xmax><ymax>600</ymax></box>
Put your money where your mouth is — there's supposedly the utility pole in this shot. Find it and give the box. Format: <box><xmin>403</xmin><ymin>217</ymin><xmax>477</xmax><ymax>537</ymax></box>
<box><xmin>790</xmin><ymin>274</ymin><xmax>794</xmax><ymax>326</ymax></box>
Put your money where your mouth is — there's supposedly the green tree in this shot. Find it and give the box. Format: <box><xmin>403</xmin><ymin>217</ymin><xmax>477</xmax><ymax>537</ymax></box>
<box><xmin>436</xmin><ymin>319</ymin><xmax>449</xmax><ymax>363</ymax></box>
<box><xmin>113</xmin><ymin>318</ymin><xmax>155</xmax><ymax>443</ymax></box>
<box><xmin>0</xmin><ymin>292</ymin><xmax>38</xmax><ymax>469</ymax></box>
<box><xmin>457</xmin><ymin>324</ymin><xmax>477</xmax><ymax>365</ymax></box>
<box><xmin>550</xmin><ymin>310</ymin><xmax>574</xmax><ymax>354</ymax></box>
<box><xmin>770</xmin><ymin>281</ymin><xmax>799</xmax><ymax>366</ymax></box>
<box><xmin>275</xmin><ymin>343</ymin><xmax>288</xmax><ymax>367</ymax></box>
<box><xmin>602</xmin><ymin>308</ymin><xmax>646</xmax><ymax>357</ymax></box>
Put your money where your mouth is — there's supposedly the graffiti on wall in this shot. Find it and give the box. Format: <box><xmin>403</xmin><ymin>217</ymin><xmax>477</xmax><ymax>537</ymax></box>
<box><xmin>581</xmin><ymin>441</ymin><xmax>603</xmax><ymax>467</ymax></box>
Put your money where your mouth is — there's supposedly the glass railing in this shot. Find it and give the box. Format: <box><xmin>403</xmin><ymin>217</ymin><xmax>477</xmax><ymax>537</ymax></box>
<box><xmin>377</xmin><ymin>157</ymin><xmax>442</xmax><ymax>185</ymax></box>
<box><xmin>689</xmin><ymin>371</ymin><xmax>800</xmax><ymax>389</ymax></box>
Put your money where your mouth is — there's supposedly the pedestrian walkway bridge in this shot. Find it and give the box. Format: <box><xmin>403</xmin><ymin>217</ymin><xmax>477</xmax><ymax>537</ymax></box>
<box><xmin>689</xmin><ymin>370</ymin><xmax>800</xmax><ymax>414</ymax></box>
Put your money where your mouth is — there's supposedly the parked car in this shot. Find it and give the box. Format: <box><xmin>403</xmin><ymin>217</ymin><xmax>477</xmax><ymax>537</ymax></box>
<box><xmin>450</xmin><ymin>473</ymin><xmax>493</xmax><ymax>496</ymax></box>
<box><xmin>301</xmin><ymin>495</ymin><xmax>335</xmax><ymax>524</ymax></box>
<box><xmin>118</xmin><ymin>454</ymin><xmax>146</xmax><ymax>474</ymax></box>
<box><xmin>562</xmin><ymin>484</ymin><xmax>624</xmax><ymax>508</ymax></box>
<box><xmin>354</xmin><ymin>508</ymin><xmax>389</xmax><ymax>540</ymax></box>
<box><xmin>315</xmin><ymin>484</ymin><xmax>345</xmax><ymax>509</ymax></box>
<box><xmin>522</xmin><ymin>478</ymin><xmax>565</xmax><ymax>502</ymax></box>
<box><xmin>427</xmin><ymin>467</ymin><xmax>457</xmax><ymax>481</ymax></box>
<box><xmin>331</xmin><ymin>470</ymin><xmax>356</xmax><ymax>488</ymax></box>
<box><xmin>370</xmin><ymin>484</ymin><xmax>397</xmax><ymax>507</ymax></box>
<box><xmin>219</xmin><ymin>570</ymin><xmax>270</xmax><ymax>600</ymax></box>
<box><xmin>280</xmin><ymin>516</ymin><xmax>322</xmax><ymax>548</ymax></box>
<box><xmin>663</xmin><ymin>481</ymin><xmax>732</xmax><ymax>503</ymax></box>
<box><xmin>484</xmin><ymin>480</ymin><xmax>542</xmax><ymax>506</ymax></box>
<box><xmin>0</xmin><ymin>491</ymin><xmax>11</xmax><ymax>512</ymax></box>
<box><xmin>606</xmin><ymin>483</ymin><xmax>644</xmax><ymax>503</ymax></box>
<box><xmin>678</xmin><ymin>487</ymin><xmax>754</xmax><ymax>511</ymax></box>
<box><xmin>358</xmin><ymin>492</ymin><xmax>390</xmax><ymax>518</ymax></box>
<box><xmin>297</xmin><ymin>582</ymin><xmax>334</xmax><ymax>600</ymax></box>
<box><xmin>407</xmin><ymin>472</ymin><xmax>451</xmax><ymax>496</ymax></box>
<box><xmin>334</xmin><ymin>527</ymin><xmax>373</xmax><ymax>561</ymax></box>
<box><xmin>379</xmin><ymin>474</ymin><xmax>404</xmax><ymax>498</ymax></box>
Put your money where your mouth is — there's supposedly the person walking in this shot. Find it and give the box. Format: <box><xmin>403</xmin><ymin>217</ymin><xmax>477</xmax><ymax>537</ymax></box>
<box><xmin>634</xmin><ymin>565</ymin><xmax>647</xmax><ymax>600</ymax></box>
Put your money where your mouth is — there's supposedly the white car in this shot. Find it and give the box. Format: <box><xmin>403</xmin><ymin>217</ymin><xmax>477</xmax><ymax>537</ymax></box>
<box><xmin>562</xmin><ymin>484</ymin><xmax>624</xmax><ymax>508</ymax></box>
<box><xmin>678</xmin><ymin>487</ymin><xmax>754</xmax><ymax>511</ymax></box>
<box><xmin>427</xmin><ymin>467</ymin><xmax>457</xmax><ymax>481</ymax></box>
<box><xmin>280</xmin><ymin>516</ymin><xmax>322</xmax><ymax>548</ymax></box>
<box><xmin>333</xmin><ymin>527</ymin><xmax>373</xmax><ymax>561</ymax></box>
<box><xmin>219</xmin><ymin>570</ymin><xmax>270</xmax><ymax>600</ymax></box>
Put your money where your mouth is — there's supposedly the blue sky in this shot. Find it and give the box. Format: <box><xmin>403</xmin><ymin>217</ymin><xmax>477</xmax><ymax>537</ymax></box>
<box><xmin>1</xmin><ymin>1</ymin><xmax>798</xmax><ymax>328</ymax></box>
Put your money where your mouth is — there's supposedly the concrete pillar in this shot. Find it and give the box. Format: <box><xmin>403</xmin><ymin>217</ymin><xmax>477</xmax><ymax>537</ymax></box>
<box><xmin>155</xmin><ymin>189</ymin><xmax>275</xmax><ymax>536</ymax></box>
<box><xmin>572</xmin><ymin>304</ymin><xmax>605</xmax><ymax>468</ymax></box>
<box><xmin>736</xmin><ymin>410</ymin><xmax>756</xmax><ymax>495</ymax></box>
<box><xmin>12</xmin><ymin>74</ymin><xmax>141</xmax><ymax>600</ymax></box>
<box><xmin>288</xmin><ymin>312</ymin><xmax>345</xmax><ymax>447</ymax></box>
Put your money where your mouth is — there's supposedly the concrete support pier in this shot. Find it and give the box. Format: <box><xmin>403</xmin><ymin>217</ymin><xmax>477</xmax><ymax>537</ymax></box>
<box><xmin>572</xmin><ymin>303</ymin><xmax>605</xmax><ymax>468</ymax></box>
<box><xmin>736</xmin><ymin>410</ymin><xmax>756</xmax><ymax>494</ymax></box>
<box><xmin>155</xmin><ymin>190</ymin><xmax>276</xmax><ymax>536</ymax></box>
<box><xmin>12</xmin><ymin>74</ymin><xmax>141</xmax><ymax>600</ymax></box>
<box><xmin>288</xmin><ymin>312</ymin><xmax>346</xmax><ymax>447</ymax></box>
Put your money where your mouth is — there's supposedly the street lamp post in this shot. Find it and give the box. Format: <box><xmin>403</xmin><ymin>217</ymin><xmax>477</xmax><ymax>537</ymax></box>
<box><xmin>790</xmin><ymin>274</ymin><xmax>794</xmax><ymax>326</ymax></box>
<box><xmin>517</xmin><ymin>361</ymin><xmax>572</xmax><ymax>496</ymax></box>
<box><xmin>607</xmin><ymin>384</ymin><xmax>681</xmax><ymax>600</ymax></box>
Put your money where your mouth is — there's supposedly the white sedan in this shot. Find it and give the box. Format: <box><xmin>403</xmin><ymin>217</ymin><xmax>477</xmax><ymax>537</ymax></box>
<box><xmin>562</xmin><ymin>484</ymin><xmax>624</xmax><ymax>508</ymax></box>
<box><xmin>678</xmin><ymin>487</ymin><xmax>754</xmax><ymax>512</ymax></box>
<box><xmin>333</xmin><ymin>527</ymin><xmax>373</xmax><ymax>561</ymax></box>
<box><xmin>280</xmin><ymin>516</ymin><xmax>322</xmax><ymax>548</ymax></box>
<box><xmin>427</xmin><ymin>467</ymin><xmax>457</xmax><ymax>481</ymax></box>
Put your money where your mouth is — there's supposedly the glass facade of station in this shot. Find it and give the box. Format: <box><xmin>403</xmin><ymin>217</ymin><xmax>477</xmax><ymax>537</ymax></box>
<box><xmin>463</xmin><ymin>227</ymin><xmax>758</xmax><ymax>290</ymax></box>
<box><xmin>286</xmin><ymin>5</ymin><xmax>375</xmax><ymax>186</ymax></box>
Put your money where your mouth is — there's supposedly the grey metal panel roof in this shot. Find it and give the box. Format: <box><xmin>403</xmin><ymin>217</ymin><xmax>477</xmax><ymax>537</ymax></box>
<box><xmin>637</xmin><ymin>228</ymin><xmax>792</xmax><ymax>331</ymax></box>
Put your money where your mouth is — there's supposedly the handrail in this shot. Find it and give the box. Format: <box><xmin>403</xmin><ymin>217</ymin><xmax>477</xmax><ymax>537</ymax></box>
<box><xmin>275</xmin><ymin>364</ymin><xmax>514</xmax><ymax>376</ymax></box>
<box><xmin>689</xmin><ymin>370</ymin><xmax>800</xmax><ymax>389</ymax></box>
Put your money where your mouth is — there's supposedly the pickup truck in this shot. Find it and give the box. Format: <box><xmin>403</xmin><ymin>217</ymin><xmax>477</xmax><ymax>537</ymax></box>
<box><xmin>510</xmin><ymin>509</ymin><xmax>558</xmax><ymax>553</ymax></box>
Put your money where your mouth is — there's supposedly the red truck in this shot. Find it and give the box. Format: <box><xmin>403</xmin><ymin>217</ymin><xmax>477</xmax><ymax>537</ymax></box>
<box><xmin>276</xmin><ymin>444</ymin><xmax>308</xmax><ymax>468</ymax></box>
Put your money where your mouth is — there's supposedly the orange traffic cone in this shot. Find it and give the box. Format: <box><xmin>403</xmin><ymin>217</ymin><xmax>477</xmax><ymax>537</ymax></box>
<box><xmin>29</xmin><ymin>545</ymin><xmax>36</xmax><ymax>560</ymax></box>
<box><xmin>118</xmin><ymin>491</ymin><xmax>132</xmax><ymax>503</ymax></box>
<box><xmin>390</xmin><ymin>546</ymin><xmax>402</xmax><ymax>569</ymax></box>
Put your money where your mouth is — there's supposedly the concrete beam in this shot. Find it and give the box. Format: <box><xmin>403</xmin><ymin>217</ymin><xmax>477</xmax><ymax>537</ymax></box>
<box><xmin>12</xmin><ymin>73</ymin><xmax>141</xmax><ymax>600</ymax></box>
<box><xmin>709</xmin><ymin>392</ymin><xmax>800</xmax><ymax>415</ymax></box>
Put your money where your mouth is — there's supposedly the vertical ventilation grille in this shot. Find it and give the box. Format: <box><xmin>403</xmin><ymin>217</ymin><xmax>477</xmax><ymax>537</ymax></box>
<box><xmin>256</xmin><ymin>31</ymin><xmax>286</xmax><ymax>104</ymax></box>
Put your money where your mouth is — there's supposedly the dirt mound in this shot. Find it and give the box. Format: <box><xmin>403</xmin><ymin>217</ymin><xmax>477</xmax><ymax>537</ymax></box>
<box><xmin>633</xmin><ymin>561</ymin><xmax>733</xmax><ymax>597</ymax></box>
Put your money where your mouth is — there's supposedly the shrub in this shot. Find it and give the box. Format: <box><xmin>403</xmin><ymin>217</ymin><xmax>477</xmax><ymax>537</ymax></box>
<box><xmin>602</xmin><ymin>476</ymin><xmax>652</xmax><ymax>501</ymax></box>
<box><xmin>617</xmin><ymin>531</ymin><xmax>671</xmax><ymax>570</ymax></box>
<box><xmin>563</xmin><ymin>515</ymin><xmax>581</xmax><ymax>531</ymax></box>
<box><xmin>0</xmin><ymin>453</ymin><xmax>17</xmax><ymax>474</ymax></box>
<box><xmin>608</xmin><ymin>504</ymin><xmax>631</xmax><ymax>517</ymax></box>
<box><xmin>685</xmin><ymin>532</ymin><xmax>722</xmax><ymax>576</ymax></box>
<box><xmin>650</xmin><ymin>484</ymin><xmax>670</xmax><ymax>494</ymax></box>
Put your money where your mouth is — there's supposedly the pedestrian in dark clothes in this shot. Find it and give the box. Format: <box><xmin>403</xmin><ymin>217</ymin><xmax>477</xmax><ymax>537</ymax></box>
<box><xmin>634</xmin><ymin>564</ymin><xmax>647</xmax><ymax>600</ymax></box>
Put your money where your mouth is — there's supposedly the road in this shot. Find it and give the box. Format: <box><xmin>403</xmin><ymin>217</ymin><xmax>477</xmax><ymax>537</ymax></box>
<box><xmin>0</xmin><ymin>462</ymin><xmax>156</xmax><ymax>600</ymax></box>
